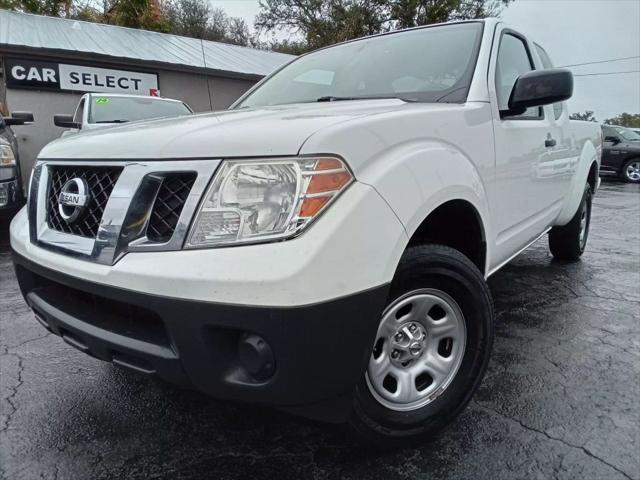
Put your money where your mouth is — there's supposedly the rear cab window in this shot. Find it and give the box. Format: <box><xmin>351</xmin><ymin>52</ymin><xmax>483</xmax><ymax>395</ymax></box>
<box><xmin>534</xmin><ymin>44</ymin><xmax>564</xmax><ymax>120</ymax></box>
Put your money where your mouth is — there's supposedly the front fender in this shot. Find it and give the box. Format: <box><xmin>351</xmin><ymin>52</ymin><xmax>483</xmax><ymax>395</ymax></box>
<box><xmin>356</xmin><ymin>140</ymin><xmax>492</xmax><ymax>275</ymax></box>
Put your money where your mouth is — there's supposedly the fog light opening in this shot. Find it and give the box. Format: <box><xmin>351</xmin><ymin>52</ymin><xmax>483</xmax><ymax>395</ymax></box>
<box><xmin>237</xmin><ymin>333</ymin><xmax>275</xmax><ymax>381</ymax></box>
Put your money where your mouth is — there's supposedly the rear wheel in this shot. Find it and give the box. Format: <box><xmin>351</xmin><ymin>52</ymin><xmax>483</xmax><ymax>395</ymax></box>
<box><xmin>549</xmin><ymin>183</ymin><xmax>592</xmax><ymax>261</ymax></box>
<box><xmin>621</xmin><ymin>158</ymin><xmax>640</xmax><ymax>183</ymax></box>
<box><xmin>349</xmin><ymin>244</ymin><xmax>494</xmax><ymax>448</ymax></box>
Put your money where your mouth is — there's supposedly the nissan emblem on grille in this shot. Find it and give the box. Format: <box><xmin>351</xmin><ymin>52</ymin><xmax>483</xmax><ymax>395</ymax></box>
<box><xmin>58</xmin><ymin>178</ymin><xmax>90</xmax><ymax>223</ymax></box>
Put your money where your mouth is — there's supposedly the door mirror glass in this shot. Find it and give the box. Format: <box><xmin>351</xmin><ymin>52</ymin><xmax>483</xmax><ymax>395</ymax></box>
<box><xmin>604</xmin><ymin>136</ymin><xmax>620</xmax><ymax>144</ymax></box>
<box><xmin>506</xmin><ymin>68</ymin><xmax>573</xmax><ymax>116</ymax></box>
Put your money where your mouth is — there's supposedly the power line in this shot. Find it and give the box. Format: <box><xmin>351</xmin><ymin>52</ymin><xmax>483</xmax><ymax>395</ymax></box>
<box><xmin>573</xmin><ymin>70</ymin><xmax>640</xmax><ymax>77</ymax></box>
<box><xmin>559</xmin><ymin>56</ymin><xmax>640</xmax><ymax>68</ymax></box>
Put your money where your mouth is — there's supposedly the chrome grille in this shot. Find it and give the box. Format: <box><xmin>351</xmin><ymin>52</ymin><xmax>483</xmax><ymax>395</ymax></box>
<box><xmin>30</xmin><ymin>159</ymin><xmax>219</xmax><ymax>265</ymax></box>
<box><xmin>146</xmin><ymin>173</ymin><xmax>197</xmax><ymax>243</ymax></box>
<box><xmin>46</xmin><ymin>166</ymin><xmax>122</xmax><ymax>238</ymax></box>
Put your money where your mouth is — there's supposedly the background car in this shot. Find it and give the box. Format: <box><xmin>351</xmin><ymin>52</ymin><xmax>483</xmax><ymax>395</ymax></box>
<box><xmin>601</xmin><ymin>124</ymin><xmax>640</xmax><ymax>183</ymax></box>
<box><xmin>54</xmin><ymin>93</ymin><xmax>193</xmax><ymax>136</ymax></box>
<box><xmin>1</xmin><ymin>111</ymin><xmax>34</xmax><ymax>219</ymax></box>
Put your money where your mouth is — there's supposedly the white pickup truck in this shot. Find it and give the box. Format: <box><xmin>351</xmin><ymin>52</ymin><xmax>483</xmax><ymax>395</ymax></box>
<box><xmin>11</xmin><ymin>19</ymin><xmax>601</xmax><ymax>447</ymax></box>
<box><xmin>53</xmin><ymin>93</ymin><xmax>192</xmax><ymax>136</ymax></box>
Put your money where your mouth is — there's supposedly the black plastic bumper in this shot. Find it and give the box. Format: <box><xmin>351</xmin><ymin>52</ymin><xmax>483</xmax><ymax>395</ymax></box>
<box><xmin>12</xmin><ymin>251</ymin><xmax>389</xmax><ymax>423</ymax></box>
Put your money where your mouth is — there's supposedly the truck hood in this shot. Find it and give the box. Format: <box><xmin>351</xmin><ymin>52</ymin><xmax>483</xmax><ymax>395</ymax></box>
<box><xmin>38</xmin><ymin>100</ymin><xmax>407</xmax><ymax>160</ymax></box>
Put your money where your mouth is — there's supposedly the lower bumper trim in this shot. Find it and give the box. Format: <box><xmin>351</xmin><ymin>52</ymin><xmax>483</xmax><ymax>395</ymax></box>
<box><xmin>13</xmin><ymin>249</ymin><xmax>390</xmax><ymax>423</ymax></box>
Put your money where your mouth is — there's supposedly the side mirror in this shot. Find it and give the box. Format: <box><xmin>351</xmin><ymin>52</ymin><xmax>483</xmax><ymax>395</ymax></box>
<box><xmin>604</xmin><ymin>136</ymin><xmax>620</xmax><ymax>144</ymax></box>
<box><xmin>54</xmin><ymin>114</ymin><xmax>81</xmax><ymax>129</ymax></box>
<box><xmin>504</xmin><ymin>68</ymin><xmax>573</xmax><ymax>117</ymax></box>
<box><xmin>4</xmin><ymin>111</ymin><xmax>34</xmax><ymax>126</ymax></box>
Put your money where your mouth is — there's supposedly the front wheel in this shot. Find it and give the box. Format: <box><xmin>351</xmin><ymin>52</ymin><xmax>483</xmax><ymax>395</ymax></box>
<box><xmin>621</xmin><ymin>158</ymin><xmax>640</xmax><ymax>183</ymax></box>
<box><xmin>349</xmin><ymin>244</ymin><xmax>494</xmax><ymax>448</ymax></box>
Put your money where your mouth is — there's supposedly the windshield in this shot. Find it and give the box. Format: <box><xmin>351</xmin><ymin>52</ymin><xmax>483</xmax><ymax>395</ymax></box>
<box><xmin>614</xmin><ymin>126</ymin><xmax>640</xmax><ymax>141</ymax></box>
<box><xmin>236</xmin><ymin>22</ymin><xmax>483</xmax><ymax>109</ymax></box>
<box><xmin>88</xmin><ymin>97</ymin><xmax>191</xmax><ymax>124</ymax></box>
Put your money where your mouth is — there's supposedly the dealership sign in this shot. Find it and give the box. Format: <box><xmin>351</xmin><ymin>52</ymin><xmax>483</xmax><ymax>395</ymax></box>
<box><xmin>5</xmin><ymin>59</ymin><xmax>159</xmax><ymax>95</ymax></box>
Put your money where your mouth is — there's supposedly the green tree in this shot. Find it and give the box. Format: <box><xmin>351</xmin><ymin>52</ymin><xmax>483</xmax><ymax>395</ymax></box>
<box><xmin>163</xmin><ymin>1</ymin><xmax>250</xmax><ymax>44</ymax></box>
<box><xmin>267</xmin><ymin>38</ymin><xmax>310</xmax><ymax>55</ymax></box>
<box><xmin>0</xmin><ymin>0</ymin><xmax>69</xmax><ymax>16</ymax></box>
<box><xmin>167</xmin><ymin>0</ymin><xmax>210</xmax><ymax>38</ymax></box>
<box><xmin>105</xmin><ymin>0</ymin><xmax>172</xmax><ymax>32</ymax></box>
<box><xmin>604</xmin><ymin>113</ymin><xmax>640</xmax><ymax>128</ymax></box>
<box><xmin>227</xmin><ymin>17</ymin><xmax>250</xmax><ymax>46</ymax></box>
<box><xmin>569</xmin><ymin>110</ymin><xmax>597</xmax><ymax>122</ymax></box>
<box><xmin>1</xmin><ymin>0</ymin><xmax>105</xmax><ymax>21</ymax></box>
<box><xmin>69</xmin><ymin>0</ymin><xmax>104</xmax><ymax>22</ymax></box>
<box><xmin>256</xmin><ymin>0</ymin><xmax>513</xmax><ymax>52</ymax></box>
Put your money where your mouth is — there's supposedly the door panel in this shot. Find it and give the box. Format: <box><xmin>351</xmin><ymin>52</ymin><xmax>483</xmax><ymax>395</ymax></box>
<box><xmin>488</xmin><ymin>28</ymin><xmax>562</xmax><ymax>269</ymax></box>
<box><xmin>534</xmin><ymin>44</ymin><xmax>579</xmax><ymax>199</ymax></box>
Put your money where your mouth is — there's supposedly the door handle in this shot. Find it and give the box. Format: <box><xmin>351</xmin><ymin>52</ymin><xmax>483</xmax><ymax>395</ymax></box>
<box><xmin>545</xmin><ymin>137</ymin><xmax>557</xmax><ymax>148</ymax></box>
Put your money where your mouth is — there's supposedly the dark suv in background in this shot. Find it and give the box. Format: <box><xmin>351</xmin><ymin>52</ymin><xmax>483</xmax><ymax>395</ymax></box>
<box><xmin>601</xmin><ymin>125</ymin><xmax>640</xmax><ymax>183</ymax></box>
<box><xmin>1</xmin><ymin>111</ymin><xmax>34</xmax><ymax>219</ymax></box>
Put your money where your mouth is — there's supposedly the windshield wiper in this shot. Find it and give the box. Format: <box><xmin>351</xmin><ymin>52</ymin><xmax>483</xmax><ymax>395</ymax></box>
<box><xmin>95</xmin><ymin>119</ymin><xmax>130</xmax><ymax>124</ymax></box>
<box><xmin>316</xmin><ymin>95</ymin><xmax>410</xmax><ymax>102</ymax></box>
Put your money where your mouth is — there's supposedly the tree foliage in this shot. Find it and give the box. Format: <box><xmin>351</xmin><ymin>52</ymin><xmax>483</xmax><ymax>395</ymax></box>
<box><xmin>163</xmin><ymin>0</ymin><xmax>249</xmax><ymax>44</ymax></box>
<box><xmin>603</xmin><ymin>113</ymin><xmax>640</xmax><ymax>128</ymax></box>
<box><xmin>2</xmin><ymin>0</ymin><xmax>513</xmax><ymax>52</ymax></box>
<box><xmin>256</xmin><ymin>0</ymin><xmax>512</xmax><ymax>52</ymax></box>
<box><xmin>105</xmin><ymin>0</ymin><xmax>172</xmax><ymax>32</ymax></box>
<box><xmin>1</xmin><ymin>0</ymin><xmax>250</xmax><ymax>44</ymax></box>
<box><xmin>0</xmin><ymin>0</ymin><xmax>69</xmax><ymax>16</ymax></box>
<box><xmin>569</xmin><ymin>110</ymin><xmax>597</xmax><ymax>122</ymax></box>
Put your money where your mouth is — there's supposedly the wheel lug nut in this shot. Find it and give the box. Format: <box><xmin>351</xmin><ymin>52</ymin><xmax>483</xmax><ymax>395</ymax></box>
<box><xmin>391</xmin><ymin>349</ymin><xmax>400</xmax><ymax>359</ymax></box>
<box><xmin>394</xmin><ymin>333</ymin><xmax>403</xmax><ymax>342</ymax></box>
<box><xmin>409</xmin><ymin>324</ymin><xmax>417</xmax><ymax>332</ymax></box>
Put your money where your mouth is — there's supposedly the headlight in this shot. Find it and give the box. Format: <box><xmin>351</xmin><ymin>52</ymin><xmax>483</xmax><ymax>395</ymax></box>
<box><xmin>186</xmin><ymin>156</ymin><xmax>353</xmax><ymax>248</ymax></box>
<box><xmin>0</xmin><ymin>145</ymin><xmax>16</xmax><ymax>167</ymax></box>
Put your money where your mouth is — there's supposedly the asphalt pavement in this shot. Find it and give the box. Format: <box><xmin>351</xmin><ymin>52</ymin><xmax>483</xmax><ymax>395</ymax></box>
<box><xmin>1</xmin><ymin>178</ymin><xmax>639</xmax><ymax>480</ymax></box>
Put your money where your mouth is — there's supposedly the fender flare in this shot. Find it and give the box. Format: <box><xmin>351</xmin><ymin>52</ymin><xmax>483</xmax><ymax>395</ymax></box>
<box><xmin>555</xmin><ymin>139</ymin><xmax>599</xmax><ymax>226</ymax></box>
<box><xmin>357</xmin><ymin>140</ymin><xmax>492</xmax><ymax>275</ymax></box>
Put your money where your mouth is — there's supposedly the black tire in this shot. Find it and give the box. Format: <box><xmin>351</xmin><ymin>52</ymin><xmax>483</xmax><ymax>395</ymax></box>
<box><xmin>620</xmin><ymin>158</ymin><xmax>640</xmax><ymax>183</ymax></box>
<box><xmin>548</xmin><ymin>184</ymin><xmax>592</xmax><ymax>261</ymax></box>
<box><xmin>349</xmin><ymin>244</ymin><xmax>494</xmax><ymax>449</ymax></box>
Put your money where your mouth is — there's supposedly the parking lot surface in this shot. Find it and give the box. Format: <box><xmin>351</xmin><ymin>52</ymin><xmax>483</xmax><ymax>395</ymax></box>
<box><xmin>1</xmin><ymin>179</ymin><xmax>639</xmax><ymax>480</ymax></box>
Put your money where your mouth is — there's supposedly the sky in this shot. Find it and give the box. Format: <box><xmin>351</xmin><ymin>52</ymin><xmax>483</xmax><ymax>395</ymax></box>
<box><xmin>211</xmin><ymin>0</ymin><xmax>640</xmax><ymax>121</ymax></box>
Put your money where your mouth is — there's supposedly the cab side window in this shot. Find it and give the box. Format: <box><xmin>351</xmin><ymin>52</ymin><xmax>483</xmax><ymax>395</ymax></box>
<box><xmin>602</xmin><ymin>126</ymin><xmax>618</xmax><ymax>143</ymax></box>
<box><xmin>535</xmin><ymin>44</ymin><xmax>563</xmax><ymax>120</ymax></box>
<box><xmin>495</xmin><ymin>33</ymin><xmax>542</xmax><ymax>119</ymax></box>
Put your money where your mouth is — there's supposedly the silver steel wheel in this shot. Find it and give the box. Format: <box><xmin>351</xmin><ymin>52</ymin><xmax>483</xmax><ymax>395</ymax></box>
<box><xmin>366</xmin><ymin>289</ymin><xmax>467</xmax><ymax>411</ymax></box>
<box><xmin>625</xmin><ymin>161</ymin><xmax>640</xmax><ymax>181</ymax></box>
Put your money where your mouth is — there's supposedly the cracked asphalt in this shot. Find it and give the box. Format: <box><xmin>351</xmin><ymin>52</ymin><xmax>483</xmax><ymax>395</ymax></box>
<box><xmin>1</xmin><ymin>178</ymin><xmax>639</xmax><ymax>480</ymax></box>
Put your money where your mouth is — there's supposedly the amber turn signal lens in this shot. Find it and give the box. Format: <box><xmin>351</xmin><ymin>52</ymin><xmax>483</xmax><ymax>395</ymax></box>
<box><xmin>314</xmin><ymin>158</ymin><xmax>344</xmax><ymax>170</ymax></box>
<box><xmin>306</xmin><ymin>171</ymin><xmax>352</xmax><ymax>194</ymax></box>
<box><xmin>300</xmin><ymin>197</ymin><xmax>330</xmax><ymax>217</ymax></box>
<box><xmin>299</xmin><ymin>157</ymin><xmax>352</xmax><ymax>218</ymax></box>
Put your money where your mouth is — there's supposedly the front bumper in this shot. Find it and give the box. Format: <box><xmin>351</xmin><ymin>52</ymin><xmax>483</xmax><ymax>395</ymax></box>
<box><xmin>13</xmin><ymin>251</ymin><xmax>389</xmax><ymax>422</ymax></box>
